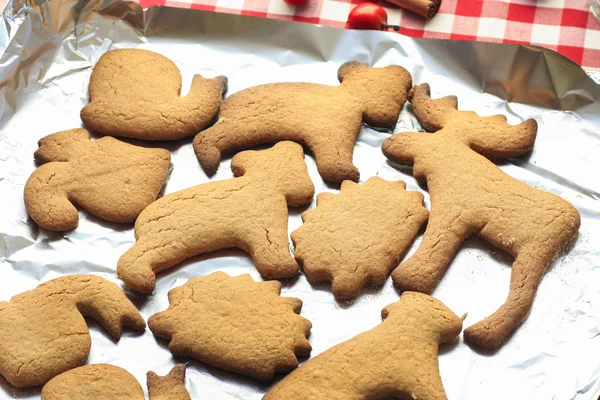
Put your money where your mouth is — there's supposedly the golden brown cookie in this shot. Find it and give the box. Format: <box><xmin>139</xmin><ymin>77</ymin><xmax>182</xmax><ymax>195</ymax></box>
<box><xmin>41</xmin><ymin>364</ymin><xmax>190</xmax><ymax>399</ymax></box>
<box><xmin>264</xmin><ymin>292</ymin><xmax>462</xmax><ymax>400</ymax></box>
<box><xmin>81</xmin><ymin>48</ymin><xmax>227</xmax><ymax>140</ymax></box>
<box><xmin>41</xmin><ymin>364</ymin><xmax>144</xmax><ymax>400</ymax></box>
<box><xmin>0</xmin><ymin>275</ymin><xmax>145</xmax><ymax>388</ymax></box>
<box><xmin>292</xmin><ymin>177</ymin><xmax>428</xmax><ymax>300</ymax></box>
<box><xmin>24</xmin><ymin>128</ymin><xmax>171</xmax><ymax>231</ymax></box>
<box><xmin>117</xmin><ymin>141</ymin><xmax>314</xmax><ymax>293</ymax></box>
<box><xmin>147</xmin><ymin>364</ymin><xmax>191</xmax><ymax>400</ymax></box>
<box><xmin>382</xmin><ymin>83</ymin><xmax>580</xmax><ymax>348</ymax></box>
<box><xmin>193</xmin><ymin>62</ymin><xmax>412</xmax><ymax>183</ymax></box>
<box><xmin>148</xmin><ymin>272</ymin><xmax>312</xmax><ymax>382</ymax></box>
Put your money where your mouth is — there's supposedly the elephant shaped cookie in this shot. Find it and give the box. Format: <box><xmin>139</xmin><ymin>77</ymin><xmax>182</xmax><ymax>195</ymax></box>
<box><xmin>81</xmin><ymin>48</ymin><xmax>227</xmax><ymax>140</ymax></box>
<box><xmin>24</xmin><ymin>128</ymin><xmax>170</xmax><ymax>231</ymax></box>
<box><xmin>41</xmin><ymin>364</ymin><xmax>190</xmax><ymax>399</ymax></box>
<box><xmin>0</xmin><ymin>275</ymin><xmax>145</xmax><ymax>387</ymax></box>
<box><xmin>117</xmin><ymin>141</ymin><xmax>315</xmax><ymax>293</ymax></box>
<box><xmin>382</xmin><ymin>83</ymin><xmax>580</xmax><ymax>348</ymax></box>
<box><xmin>264</xmin><ymin>292</ymin><xmax>462</xmax><ymax>400</ymax></box>
<box><xmin>193</xmin><ymin>62</ymin><xmax>412</xmax><ymax>183</ymax></box>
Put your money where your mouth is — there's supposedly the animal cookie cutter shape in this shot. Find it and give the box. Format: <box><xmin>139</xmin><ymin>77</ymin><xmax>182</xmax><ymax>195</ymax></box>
<box><xmin>264</xmin><ymin>292</ymin><xmax>462</xmax><ymax>400</ymax></box>
<box><xmin>193</xmin><ymin>61</ymin><xmax>412</xmax><ymax>183</ymax></box>
<box><xmin>41</xmin><ymin>364</ymin><xmax>191</xmax><ymax>400</ymax></box>
<box><xmin>24</xmin><ymin>128</ymin><xmax>171</xmax><ymax>231</ymax></box>
<box><xmin>81</xmin><ymin>48</ymin><xmax>227</xmax><ymax>140</ymax></box>
<box><xmin>382</xmin><ymin>83</ymin><xmax>580</xmax><ymax>348</ymax></box>
<box><xmin>117</xmin><ymin>141</ymin><xmax>315</xmax><ymax>293</ymax></box>
<box><xmin>292</xmin><ymin>177</ymin><xmax>428</xmax><ymax>300</ymax></box>
<box><xmin>0</xmin><ymin>275</ymin><xmax>145</xmax><ymax>387</ymax></box>
<box><xmin>148</xmin><ymin>272</ymin><xmax>312</xmax><ymax>381</ymax></box>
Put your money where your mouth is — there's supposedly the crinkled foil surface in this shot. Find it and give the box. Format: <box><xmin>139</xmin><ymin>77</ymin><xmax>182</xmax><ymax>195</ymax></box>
<box><xmin>1</xmin><ymin>1</ymin><xmax>600</xmax><ymax>399</ymax></box>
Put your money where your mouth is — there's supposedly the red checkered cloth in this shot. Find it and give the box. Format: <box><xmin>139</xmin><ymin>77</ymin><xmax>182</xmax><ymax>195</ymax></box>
<box><xmin>136</xmin><ymin>0</ymin><xmax>600</xmax><ymax>69</ymax></box>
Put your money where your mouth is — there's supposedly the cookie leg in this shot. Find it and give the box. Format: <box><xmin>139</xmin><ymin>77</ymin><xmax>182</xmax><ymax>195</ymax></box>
<box><xmin>392</xmin><ymin>208</ymin><xmax>471</xmax><ymax>293</ymax></box>
<box><xmin>312</xmin><ymin>142</ymin><xmax>360</xmax><ymax>183</ymax></box>
<box><xmin>246</xmin><ymin>222</ymin><xmax>299</xmax><ymax>280</ymax></box>
<box><xmin>192</xmin><ymin>122</ymin><xmax>231</xmax><ymax>175</ymax></box>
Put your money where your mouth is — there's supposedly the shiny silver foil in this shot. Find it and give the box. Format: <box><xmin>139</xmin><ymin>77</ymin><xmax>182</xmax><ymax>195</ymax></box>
<box><xmin>1</xmin><ymin>1</ymin><xmax>600</xmax><ymax>399</ymax></box>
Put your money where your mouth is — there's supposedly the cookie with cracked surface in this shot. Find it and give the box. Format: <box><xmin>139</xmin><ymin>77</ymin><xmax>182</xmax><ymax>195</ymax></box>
<box><xmin>24</xmin><ymin>128</ymin><xmax>171</xmax><ymax>231</ymax></box>
<box><xmin>193</xmin><ymin>61</ymin><xmax>412</xmax><ymax>183</ymax></box>
<box><xmin>292</xmin><ymin>177</ymin><xmax>428</xmax><ymax>300</ymax></box>
<box><xmin>148</xmin><ymin>272</ymin><xmax>312</xmax><ymax>382</ymax></box>
<box><xmin>264</xmin><ymin>292</ymin><xmax>462</xmax><ymax>400</ymax></box>
<box><xmin>147</xmin><ymin>364</ymin><xmax>191</xmax><ymax>400</ymax></box>
<box><xmin>41</xmin><ymin>364</ymin><xmax>190</xmax><ymax>399</ymax></box>
<box><xmin>117</xmin><ymin>141</ymin><xmax>314</xmax><ymax>293</ymax></box>
<box><xmin>0</xmin><ymin>275</ymin><xmax>145</xmax><ymax>388</ymax></box>
<box><xmin>81</xmin><ymin>48</ymin><xmax>227</xmax><ymax>140</ymax></box>
<box><xmin>382</xmin><ymin>83</ymin><xmax>580</xmax><ymax>348</ymax></box>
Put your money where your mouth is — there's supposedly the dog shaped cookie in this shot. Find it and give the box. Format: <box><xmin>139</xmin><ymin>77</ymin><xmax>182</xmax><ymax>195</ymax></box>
<box><xmin>24</xmin><ymin>129</ymin><xmax>171</xmax><ymax>231</ymax></box>
<box><xmin>264</xmin><ymin>292</ymin><xmax>462</xmax><ymax>400</ymax></box>
<box><xmin>41</xmin><ymin>364</ymin><xmax>190</xmax><ymax>400</ymax></box>
<box><xmin>149</xmin><ymin>272</ymin><xmax>312</xmax><ymax>381</ymax></box>
<box><xmin>193</xmin><ymin>62</ymin><xmax>412</xmax><ymax>183</ymax></box>
<box><xmin>382</xmin><ymin>83</ymin><xmax>580</xmax><ymax>348</ymax></box>
<box><xmin>0</xmin><ymin>275</ymin><xmax>145</xmax><ymax>387</ymax></box>
<box><xmin>118</xmin><ymin>141</ymin><xmax>315</xmax><ymax>293</ymax></box>
<box><xmin>81</xmin><ymin>48</ymin><xmax>227</xmax><ymax>140</ymax></box>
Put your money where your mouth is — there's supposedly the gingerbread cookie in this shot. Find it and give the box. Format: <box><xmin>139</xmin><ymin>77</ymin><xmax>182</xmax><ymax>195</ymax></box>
<box><xmin>41</xmin><ymin>364</ymin><xmax>190</xmax><ymax>399</ymax></box>
<box><xmin>24</xmin><ymin>128</ymin><xmax>170</xmax><ymax>231</ymax></box>
<box><xmin>264</xmin><ymin>292</ymin><xmax>462</xmax><ymax>399</ymax></box>
<box><xmin>81</xmin><ymin>48</ymin><xmax>227</xmax><ymax>140</ymax></box>
<box><xmin>148</xmin><ymin>272</ymin><xmax>312</xmax><ymax>382</ymax></box>
<box><xmin>117</xmin><ymin>141</ymin><xmax>314</xmax><ymax>293</ymax></box>
<box><xmin>147</xmin><ymin>364</ymin><xmax>191</xmax><ymax>400</ymax></box>
<box><xmin>382</xmin><ymin>83</ymin><xmax>580</xmax><ymax>348</ymax></box>
<box><xmin>292</xmin><ymin>177</ymin><xmax>428</xmax><ymax>300</ymax></box>
<box><xmin>0</xmin><ymin>275</ymin><xmax>145</xmax><ymax>387</ymax></box>
<box><xmin>193</xmin><ymin>62</ymin><xmax>412</xmax><ymax>183</ymax></box>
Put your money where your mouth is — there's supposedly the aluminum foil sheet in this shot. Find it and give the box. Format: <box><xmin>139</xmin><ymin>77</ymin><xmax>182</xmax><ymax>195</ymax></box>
<box><xmin>1</xmin><ymin>1</ymin><xmax>600</xmax><ymax>399</ymax></box>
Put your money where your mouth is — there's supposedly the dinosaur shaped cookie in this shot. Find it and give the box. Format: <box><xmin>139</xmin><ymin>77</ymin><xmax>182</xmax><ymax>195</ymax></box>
<box><xmin>41</xmin><ymin>364</ymin><xmax>191</xmax><ymax>399</ymax></box>
<box><xmin>148</xmin><ymin>272</ymin><xmax>312</xmax><ymax>382</ymax></box>
<box><xmin>264</xmin><ymin>292</ymin><xmax>462</xmax><ymax>400</ymax></box>
<box><xmin>382</xmin><ymin>83</ymin><xmax>580</xmax><ymax>348</ymax></box>
<box><xmin>292</xmin><ymin>177</ymin><xmax>428</xmax><ymax>300</ymax></box>
<box><xmin>193</xmin><ymin>62</ymin><xmax>412</xmax><ymax>183</ymax></box>
<box><xmin>81</xmin><ymin>48</ymin><xmax>227</xmax><ymax>140</ymax></box>
<box><xmin>117</xmin><ymin>141</ymin><xmax>315</xmax><ymax>293</ymax></box>
<box><xmin>0</xmin><ymin>275</ymin><xmax>145</xmax><ymax>387</ymax></box>
<box><xmin>24</xmin><ymin>128</ymin><xmax>170</xmax><ymax>231</ymax></box>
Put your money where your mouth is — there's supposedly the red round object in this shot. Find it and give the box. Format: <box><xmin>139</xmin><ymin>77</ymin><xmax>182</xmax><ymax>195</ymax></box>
<box><xmin>346</xmin><ymin>3</ymin><xmax>388</xmax><ymax>30</ymax></box>
<box><xmin>284</xmin><ymin>0</ymin><xmax>307</xmax><ymax>5</ymax></box>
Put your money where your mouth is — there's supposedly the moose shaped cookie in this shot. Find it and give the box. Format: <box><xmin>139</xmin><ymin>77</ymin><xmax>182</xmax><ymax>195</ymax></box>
<box><xmin>0</xmin><ymin>275</ymin><xmax>145</xmax><ymax>387</ymax></box>
<box><xmin>292</xmin><ymin>177</ymin><xmax>428</xmax><ymax>300</ymax></box>
<box><xmin>264</xmin><ymin>292</ymin><xmax>462</xmax><ymax>400</ymax></box>
<box><xmin>42</xmin><ymin>364</ymin><xmax>190</xmax><ymax>400</ymax></box>
<box><xmin>193</xmin><ymin>62</ymin><xmax>412</xmax><ymax>183</ymax></box>
<box><xmin>81</xmin><ymin>48</ymin><xmax>227</xmax><ymax>140</ymax></box>
<box><xmin>24</xmin><ymin>129</ymin><xmax>171</xmax><ymax>231</ymax></box>
<box><xmin>149</xmin><ymin>272</ymin><xmax>312</xmax><ymax>381</ymax></box>
<box><xmin>117</xmin><ymin>141</ymin><xmax>315</xmax><ymax>293</ymax></box>
<box><xmin>382</xmin><ymin>83</ymin><xmax>580</xmax><ymax>348</ymax></box>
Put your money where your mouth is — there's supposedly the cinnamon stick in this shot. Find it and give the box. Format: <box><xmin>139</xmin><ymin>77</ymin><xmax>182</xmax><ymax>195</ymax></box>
<box><xmin>386</xmin><ymin>0</ymin><xmax>441</xmax><ymax>19</ymax></box>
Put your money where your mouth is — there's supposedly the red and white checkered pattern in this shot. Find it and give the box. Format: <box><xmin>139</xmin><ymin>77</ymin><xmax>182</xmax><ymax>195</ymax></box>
<box><xmin>135</xmin><ymin>0</ymin><xmax>600</xmax><ymax>69</ymax></box>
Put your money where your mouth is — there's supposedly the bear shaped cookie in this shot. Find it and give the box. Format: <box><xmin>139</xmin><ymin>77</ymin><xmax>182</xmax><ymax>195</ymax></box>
<box><xmin>117</xmin><ymin>141</ymin><xmax>315</xmax><ymax>293</ymax></box>
<box><xmin>24</xmin><ymin>128</ymin><xmax>171</xmax><ymax>231</ymax></box>
<box><xmin>193</xmin><ymin>62</ymin><xmax>412</xmax><ymax>183</ymax></box>
<box><xmin>292</xmin><ymin>177</ymin><xmax>428</xmax><ymax>300</ymax></box>
<box><xmin>264</xmin><ymin>292</ymin><xmax>462</xmax><ymax>400</ymax></box>
<box><xmin>81</xmin><ymin>48</ymin><xmax>227</xmax><ymax>140</ymax></box>
<box><xmin>0</xmin><ymin>275</ymin><xmax>145</xmax><ymax>387</ymax></box>
<box><xmin>382</xmin><ymin>83</ymin><xmax>580</xmax><ymax>348</ymax></box>
<box><xmin>41</xmin><ymin>364</ymin><xmax>191</xmax><ymax>400</ymax></box>
<box><xmin>149</xmin><ymin>272</ymin><xmax>312</xmax><ymax>381</ymax></box>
